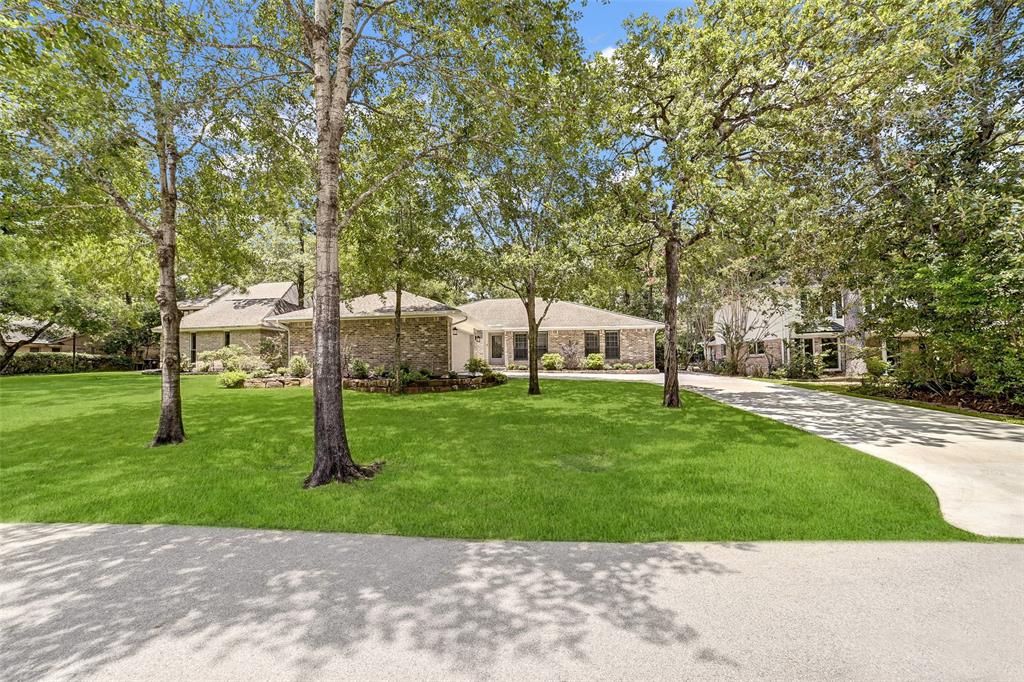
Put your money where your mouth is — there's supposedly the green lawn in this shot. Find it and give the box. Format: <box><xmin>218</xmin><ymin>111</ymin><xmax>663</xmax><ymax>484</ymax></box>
<box><xmin>0</xmin><ymin>372</ymin><xmax>979</xmax><ymax>541</ymax></box>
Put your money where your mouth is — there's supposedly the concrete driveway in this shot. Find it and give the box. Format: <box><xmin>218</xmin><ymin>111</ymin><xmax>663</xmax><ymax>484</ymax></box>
<box><xmin>2</xmin><ymin>523</ymin><xmax>1022</xmax><ymax>681</ymax></box>
<box><xmin>509</xmin><ymin>371</ymin><xmax>1024</xmax><ymax>538</ymax></box>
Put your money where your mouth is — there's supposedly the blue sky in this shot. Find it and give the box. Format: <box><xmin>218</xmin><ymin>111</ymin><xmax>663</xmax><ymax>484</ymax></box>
<box><xmin>574</xmin><ymin>1</ymin><xmax>691</xmax><ymax>56</ymax></box>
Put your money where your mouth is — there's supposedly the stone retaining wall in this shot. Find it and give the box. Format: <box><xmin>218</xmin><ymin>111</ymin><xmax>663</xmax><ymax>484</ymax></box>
<box><xmin>342</xmin><ymin>376</ymin><xmax>503</xmax><ymax>394</ymax></box>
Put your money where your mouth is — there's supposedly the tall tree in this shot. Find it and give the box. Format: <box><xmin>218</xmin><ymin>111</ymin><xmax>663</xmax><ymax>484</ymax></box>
<box><xmin>467</xmin><ymin>62</ymin><xmax>605</xmax><ymax>395</ymax></box>
<box><xmin>607</xmin><ymin>0</ymin><xmax>945</xmax><ymax>407</ymax></box>
<box><xmin>4</xmin><ymin>1</ymin><xmax>261</xmax><ymax>444</ymax></box>
<box><xmin>789</xmin><ymin>0</ymin><xmax>1023</xmax><ymax>404</ymax></box>
<box><xmin>261</xmin><ymin>0</ymin><xmax>581</xmax><ymax>485</ymax></box>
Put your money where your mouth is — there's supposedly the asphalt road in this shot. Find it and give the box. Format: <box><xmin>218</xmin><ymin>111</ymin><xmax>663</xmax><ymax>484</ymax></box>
<box><xmin>2</xmin><ymin>523</ymin><xmax>1022</xmax><ymax>681</ymax></box>
<box><xmin>508</xmin><ymin>371</ymin><xmax>1024</xmax><ymax>538</ymax></box>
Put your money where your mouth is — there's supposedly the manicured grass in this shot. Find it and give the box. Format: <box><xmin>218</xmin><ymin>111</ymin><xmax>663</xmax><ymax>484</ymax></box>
<box><xmin>0</xmin><ymin>372</ymin><xmax>980</xmax><ymax>541</ymax></box>
<box><xmin>749</xmin><ymin>377</ymin><xmax>1024</xmax><ymax>425</ymax></box>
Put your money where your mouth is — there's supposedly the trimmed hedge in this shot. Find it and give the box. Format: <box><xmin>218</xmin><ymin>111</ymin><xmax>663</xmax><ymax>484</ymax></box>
<box><xmin>1</xmin><ymin>352</ymin><xmax>132</xmax><ymax>375</ymax></box>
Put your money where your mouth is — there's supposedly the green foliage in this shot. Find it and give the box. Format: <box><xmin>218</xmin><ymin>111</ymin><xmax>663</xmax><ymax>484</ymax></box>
<box><xmin>275</xmin><ymin>366</ymin><xmax>289</xmax><ymax>376</ymax></box>
<box><xmin>464</xmin><ymin>357</ymin><xmax>490</xmax><ymax>374</ymax></box>
<box><xmin>487</xmin><ymin>372</ymin><xmax>509</xmax><ymax>385</ymax></box>
<box><xmin>774</xmin><ymin>344</ymin><xmax>826</xmax><ymax>380</ymax></box>
<box><xmin>350</xmin><ymin>359</ymin><xmax>370</xmax><ymax>380</ymax></box>
<box><xmin>541</xmin><ymin>353</ymin><xmax>564</xmax><ymax>370</ymax></box>
<box><xmin>585</xmin><ymin>353</ymin><xmax>605</xmax><ymax>370</ymax></box>
<box><xmin>865</xmin><ymin>356</ymin><xmax>890</xmax><ymax>378</ymax></box>
<box><xmin>0</xmin><ymin>352</ymin><xmax>131</xmax><ymax>375</ymax></box>
<box><xmin>257</xmin><ymin>338</ymin><xmax>285</xmax><ymax>369</ymax></box>
<box><xmin>218</xmin><ymin>371</ymin><xmax>248</xmax><ymax>389</ymax></box>
<box><xmin>197</xmin><ymin>345</ymin><xmax>267</xmax><ymax>373</ymax></box>
<box><xmin>288</xmin><ymin>355</ymin><xmax>310</xmax><ymax>378</ymax></box>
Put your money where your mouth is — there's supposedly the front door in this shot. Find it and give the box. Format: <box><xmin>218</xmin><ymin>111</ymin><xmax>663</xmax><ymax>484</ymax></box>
<box><xmin>489</xmin><ymin>333</ymin><xmax>504</xmax><ymax>365</ymax></box>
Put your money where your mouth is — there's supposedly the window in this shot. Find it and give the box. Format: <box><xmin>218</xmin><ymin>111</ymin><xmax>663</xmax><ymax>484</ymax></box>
<box><xmin>224</xmin><ymin>331</ymin><xmax>231</xmax><ymax>346</ymax></box>
<box><xmin>190</xmin><ymin>333</ymin><xmax>198</xmax><ymax>364</ymax></box>
<box><xmin>490</xmin><ymin>334</ymin><xmax>503</xmax><ymax>359</ymax></box>
<box><xmin>604</xmin><ymin>331</ymin><xmax>620</xmax><ymax>360</ymax></box>
<box><xmin>29</xmin><ymin>347</ymin><xmax>40</xmax><ymax>353</ymax></box>
<box><xmin>795</xmin><ymin>338</ymin><xmax>814</xmax><ymax>356</ymax></box>
<box><xmin>513</xmin><ymin>332</ymin><xmax>528</xmax><ymax>361</ymax></box>
<box><xmin>51</xmin><ymin>346</ymin><xmax>61</xmax><ymax>353</ymax></box>
<box><xmin>748</xmin><ymin>341</ymin><xmax>766</xmax><ymax>356</ymax></box>
<box><xmin>584</xmin><ymin>331</ymin><xmax>600</xmax><ymax>356</ymax></box>
<box><xmin>537</xmin><ymin>332</ymin><xmax>548</xmax><ymax>356</ymax></box>
<box><xmin>820</xmin><ymin>337</ymin><xmax>840</xmax><ymax>370</ymax></box>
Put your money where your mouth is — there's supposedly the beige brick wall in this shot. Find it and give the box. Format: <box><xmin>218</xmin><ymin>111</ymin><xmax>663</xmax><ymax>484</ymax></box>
<box><xmin>482</xmin><ymin>328</ymin><xmax>656</xmax><ymax>367</ymax></box>
<box><xmin>180</xmin><ymin>329</ymin><xmax>286</xmax><ymax>365</ymax></box>
<box><xmin>286</xmin><ymin>316</ymin><xmax>451</xmax><ymax>375</ymax></box>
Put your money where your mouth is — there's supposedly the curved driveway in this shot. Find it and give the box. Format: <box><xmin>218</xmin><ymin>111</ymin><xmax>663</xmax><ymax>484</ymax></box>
<box><xmin>510</xmin><ymin>371</ymin><xmax>1024</xmax><ymax>538</ymax></box>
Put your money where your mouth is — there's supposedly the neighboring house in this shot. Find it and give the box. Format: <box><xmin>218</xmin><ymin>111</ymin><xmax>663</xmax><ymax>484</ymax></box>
<box><xmin>168</xmin><ymin>282</ymin><xmax>301</xmax><ymax>364</ymax></box>
<box><xmin>1</xmin><ymin>319</ymin><xmax>101</xmax><ymax>355</ymax></box>
<box><xmin>703</xmin><ymin>289</ymin><xmax>912</xmax><ymax>377</ymax></box>
<box><xmin>269</xmin><ymin>292</ymin><xmax>662</xmax><ymax>374</ymax></box>
<box><xmin>458</xmin><ymin>299</ymin><xmax>660</xmax><ymax>368</ymax></box>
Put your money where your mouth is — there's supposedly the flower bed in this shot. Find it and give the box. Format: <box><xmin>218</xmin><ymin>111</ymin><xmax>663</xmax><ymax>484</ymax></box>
<box><xmin>343</xmin><ymin>375</ymin><xmax>505</xmax><ymax>394</ymax></box>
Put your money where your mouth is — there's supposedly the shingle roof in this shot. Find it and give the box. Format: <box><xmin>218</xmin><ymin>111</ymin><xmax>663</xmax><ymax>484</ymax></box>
<box><xmin>1</xmin><ymin>318</ymin><xmax>73</xmax><ymax>344</ymax></box>
<box><xmin>459</xmin><ymin>299</ymin><xmax>662</xmax><ymax>329</ymax></box>
<box><xmin>270</xmin><ymin>291</ymin><xmax>456</xmax><ymax>323</ymax></box>
<box><xmin>178</xmin><ymin>282</ymin><xmax>295</xmax><ymax>310</ymax></box>
<box><xmin>179</xmin><ymin>298</ymin><xmax>295</xmax><ymax>331</ymax></box>
<box><xmin>224</xmin><ymin>282</ymin><xmax>295</xmax><ymax>301</ymax></box>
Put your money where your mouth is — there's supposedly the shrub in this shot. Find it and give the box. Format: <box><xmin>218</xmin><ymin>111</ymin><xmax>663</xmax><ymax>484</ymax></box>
<box><xmin>251</xmin><ymin>368</ymin><xmax>271</xmax><ymax>378</ymax></box>
<box><xmin>195</xmin><ymin>360</ymin><xmax>211</xmax><ymax>372</ymax></box>
<box><xmin>620</xmin><ymin>363</ymin><xmax>635</xmax><ymax>370</ymax></box>
<box><xmin>257</xmin><ymin>337</ymin><xmax>285</xmax><ymax>368</ymax></box>
<box><xmin>505</xmin><ymin>363</ymin><xmax>526</xmax><ymax>370</ymax></box>
<box><xmin>465</xmin><ymin>357</ymin><xmax>490</xmax><ymax>374</ymax></box>
<box><xmin>218</xmin><ymin>371</ymin><xmax>248</xmax><ymax>388</ymax></box>
<box><xmin>447</xmin><ymin>370</ymin><xmax>459</xmax><ymax>379</ymax></box>
<box><xmin>371</xmin><ymin>365</ymin><xmax>388</xmax><ymax>379</ymax></box>
<box><xmin>488</xmin><ymin>371</ymin><xmax>509</xmax><ymax>385</ymax></box>
<box><xmin>288</xmin><ymin>355</ymin><xmax>311</xmax><ymax>378</ymax></box>
<box><xmin>777</xmin><ymin>343</ymin><xmax>825</xmax><ymax>379</ymax></box>
<box><xmin>179</xmin><ymin>358</ymin><xmax>192</xmax><ymax>372</ymax></box>
<box><xmin>865</xmin><ymin>356</ymin><xmax>890</xmax><ymax>378</ymax></box>
<box><xmin>0</xmin><ymin>352</ymin><xmax>132</xmax><ymax>376</ymax></box>
<box><xmin>541</xmin><ymin>353</ymin><xmax>564</xmax><ymax>370</ymax></box>
<box><xmin>197</xmin><ymin>345</ymin><xmax>268</xmax><ymax>373</ymax></box>
<box><xmin>635</xmin><ymin>362</ymin><xmax>654</xmax><ymax>370</ymax></box>
<box><xmin>350</xmin><ymin>358</ymin><xmax>369</xmax><ymax>379</ymax></box>
<box><xmin>585</xmin><ymin>353</ymin><xmax>604</xmax><ymax>370</ymax></box>
<box><xmin>275</xmin><ymin>366</ymin><xmax>289</xmax><ymax>376</ymax></box>
<box><xmin>559</xmin><ymin>340</ymin><xmax>582</xmax><ymax>369</ymax></box>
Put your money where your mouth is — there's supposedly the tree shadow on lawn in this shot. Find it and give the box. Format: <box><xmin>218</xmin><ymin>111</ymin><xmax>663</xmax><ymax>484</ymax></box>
<box><xmin>0</xmin><ymin>523</ymin><xmax>735</xmax><ymax>680</ymax></box>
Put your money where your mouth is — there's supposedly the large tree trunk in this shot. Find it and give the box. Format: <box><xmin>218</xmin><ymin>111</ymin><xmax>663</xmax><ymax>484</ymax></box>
<box><xmin>392</xmin><ymin>282</ymin><xmax>403</xmax><ymax>395</ymax></box>
<box><xmin>304</xmin><ymin>0</ymin><xmax>380</xmax><ymax>487</ymax></box>
<box><xmin>152</xmin><ymin>229</ymin><xmax>186</xmax><ymax>445</ymax></box>
<box><xmin>662</xmin><ymin>234</ymin><xmax>682</xmax><ymax>408</ymax></box>
<box><xmin>150</xmin><ymin>95</ymin><xmax>186</xmax><ymax>446</ymax></box>
<box><xmin>296</xmin><ymin>218</ymin><xmax>306</xmax><ymax>303</ymax></box>
<box><xmin>525</xmin><ymin>285</ymin><xmax>541</xmax><ymax>395</ymax></box>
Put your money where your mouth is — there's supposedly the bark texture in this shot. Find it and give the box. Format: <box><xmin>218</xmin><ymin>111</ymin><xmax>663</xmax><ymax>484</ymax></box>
<box><xmin>392</xmin><ymin>282</ymin><xmax>403</xmax><ymax>395</ymax></box>
<box><xmin>662</xmin><ymin>233</ymin><xmax>682</xmax><ymax>408</ymax></box>
<box><xmin>525</xmin><ymin>285</ymin><xmax>541</xmax><ymax>395</ymax></box>
<box><xmin>303</xmin><ymin>0</ymin><xmax>382</xmax><ymax>487</ymax></box>
<box><xmin>150</xmin><ymin>80</ymin><xmax>186</xmax><ymax>446</ymax></box>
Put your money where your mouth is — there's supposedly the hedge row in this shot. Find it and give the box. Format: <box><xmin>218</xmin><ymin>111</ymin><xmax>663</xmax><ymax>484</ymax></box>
<box><xmin>1</xmin><ymin>352</ymin><xmax>133</xmax><ymax>375</ymax></box>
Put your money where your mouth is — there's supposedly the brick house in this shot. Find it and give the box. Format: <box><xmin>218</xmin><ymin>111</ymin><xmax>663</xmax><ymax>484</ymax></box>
<box><xmin>271</xmin><ymin>291</ymin><xmax>460</xmax><ymax>376</ymax></box>
<box><xmin>172</xmin><ymin>282</ymin><xmax>300</xmax><ymax>365</ymax></box>
<box><xmin>458</xmin><ymin>299</ymin><xmax>660</xmax><ymax>368</ymax></box>
<box><xmin>270</xmin><ymin>291</ymin><xmax>661</xmax><ymax>374</ymax></box>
